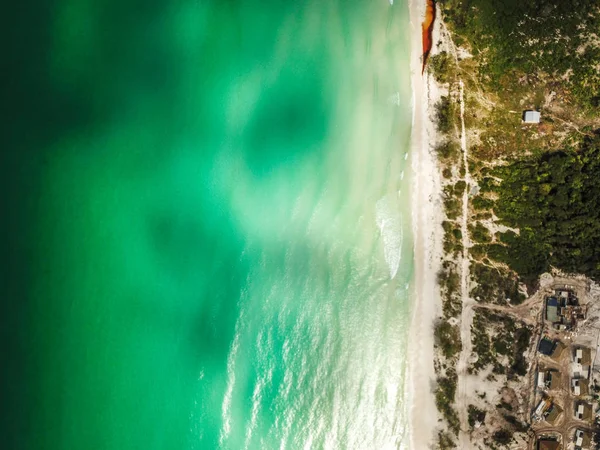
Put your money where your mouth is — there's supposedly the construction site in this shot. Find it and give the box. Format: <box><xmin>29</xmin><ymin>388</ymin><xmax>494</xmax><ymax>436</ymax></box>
<box><xmin>529</xmin><ymin>278</ymin><xmax>600</xmax><ymax>450</ymax></box>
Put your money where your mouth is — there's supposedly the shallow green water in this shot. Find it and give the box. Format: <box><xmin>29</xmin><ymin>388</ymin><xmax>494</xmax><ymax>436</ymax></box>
<box><xmin>22</xmin><ymin>1</ymin><xmax>413</xmax><ymax>448</ymax></box>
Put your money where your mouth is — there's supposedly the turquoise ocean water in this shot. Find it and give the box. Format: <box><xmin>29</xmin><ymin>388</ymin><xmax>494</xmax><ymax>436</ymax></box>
<box><xmin>16</xmin><ymin>1</ymin><xmax>413</xmax><ymax>448</ymax></box>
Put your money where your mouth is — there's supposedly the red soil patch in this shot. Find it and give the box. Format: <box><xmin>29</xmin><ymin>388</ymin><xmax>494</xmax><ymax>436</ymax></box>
<box><xmin>422</xmin><ymin>0</ymin><xmax>436</xmax><ymax>75</ymax></box>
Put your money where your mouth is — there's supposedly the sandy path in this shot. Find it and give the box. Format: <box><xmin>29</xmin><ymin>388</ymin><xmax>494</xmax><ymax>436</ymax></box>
<box><xmin>407</xmin><ymin>0</ymin><xmax>444</xmax><ymax>448</ymax></box>
<box><xmin>455</xmin><ymin>79</ymin><xmax>477</xmax><ymax>450</ymax></box>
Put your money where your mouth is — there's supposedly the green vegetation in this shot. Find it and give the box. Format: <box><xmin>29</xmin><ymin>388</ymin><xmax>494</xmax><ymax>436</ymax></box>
<box><xmin>444</xmin><ymin>196</ymin><xmax>461</xmax><ymax>220</ymax></box>
<box><xmin>435</xmin><ymin>96</ymin><xmax>456</xmax><ymax>134</ymax></box>
<box><xmin>435</xmin><ymin>320</ymin><xmax>462</xmax><ymax>359</ymax></box>
<box><xmin>512</xmin><ymin>327</ymin><xmax>532</xmax><ymax>377</ymax></box>
<box><xmin>454</xmin><ymin>180</ymin><xmax>466</xmax><ymax>196</ymax></box>
<box><xmin>442</xmin><ymin>220</ymin><xmax>463</xmax><ymax>257</ymax></box>
<box><xmin>437</xmin><ymin>430</ymin><xmax>456</xmax><ymax>450</ymax></box>
<box><xmin>470</xmin><ymin>244</ymin><xmax>486</xmax><ymax>260</ymax></box>
<box><xmin>502</xmin><ymin>414</ymin><xmax>528</xmax><ymax>432</ymax></box>
<box><xmin>470</xmin><ymin>263</ymin><xmax>523</xmax><ymax>305</ymax></box>
<box><xmin>436</xmin><ymin>140</ymin><xmax>460</xmax><ymax>160</ymax></box>
<box><xmin>443</xmin><ymin>235</ymin><xmax>462</xmax><ymax>257</ymax></box>
<box><xmin>490</xmin><ymin>133</ymin><xmax>600</xmax><ymax>282</ymax></box>
<box><xmin>437</xmin><ymin>0</ymin><xmax>600</xmax><ymax>109</ymax></box>
<box><xmin>438</xmin><ymin>262</ymin><xmax>462</xmax><ymax>318</ymax></box>
<box><xmin>429</xmin><ymin>51</ymin><xmax>455</xmax><ymax>85</ymax></box>
<box><xmin>471</xmin><ymin>312</ymin><xmax>495</xmax><ymax>371</ymax></box>
<box><xmin>472</xmin><ymin>195</ymin><xmax>494</xmax><ymax>211</ymax></box>
<box><xmin>435</xmin><ymin>369</ymin><xmax>460</xmax><ymax>435</ymax></box>
<box><xmin>458</xmin><ymin>160</ymin><xmax>465</xmax><ymax>178</ymax></box>
<box><xmin>468</xmin><ymin>222</ymin><xmax>491</xmax><ymax>244</ymax></box>
<box><xmin>444</xmin><ymin>181</ymin><xmax>467</xmax><ymax>199</ymax></box>
<box><xmin>468</xmin><ymin>405</ymin><xmax>486</xmax><ymax>428</ymax></box>
<box><xmin>473</xmin><ymin>211</ymin><xmax>493</xmax><ymax>221</ymax></box>
<box><xmin>479</xmin><ymin>177</ymin><xmax>499</xmax><ymax>194</ymax></box>
<box><xmin>470</xmin><ymin>310</ymin><xmax>532</xmax><ymax>377</ymax></box>
<box><xmin>492</xmin><ymin>429</ymin><xmax>513</xmax><ymax>446</ymax></box>
<box><xmin>496</xmin><ymin>401</ymin><xmax>513</xmax><ymax>411</ymax></box>
<box><xmin>438</xmin><ymin>262</ymin><xmax>460</xmax><ymax>298</ymax></box>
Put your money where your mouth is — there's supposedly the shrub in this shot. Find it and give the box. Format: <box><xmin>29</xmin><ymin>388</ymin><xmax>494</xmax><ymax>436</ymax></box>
<box><xmin>469</xmin><ymin>222</ymin><xmax>492</xmax><ymax>243</ymax></box>
<box><xmin>429</xmin><ymin>51</ymin><xmax>454</xmax><ymax>84</ymax></box>
<box><xmin>436</xmin><ymin>140</ymin><xmax>460</xmax><ymax>160</ymax></box>
<box><xmin>468</xmin><ymin>405</ymin><xmax>486</xmax><ymax>428</ymax></box>
<box><xmin>434</xmin><ymin>320</ymin><xmax>462</xmax><ymax>359</ymax></box>
<box><xmin>435</xmin><ymin>370</ymin><xmax>460</xmax><ymax>435</ymax></box>
<box><xmin>472</xmin><ymin>196</ymin><xmax>494</xmax><ymax>211</ymax></box>
<box><xmin>435</xmin><ymin>96</ymin><xmax>455</xmax><ymax>134</ymax></box>
<box><xmin>437</xmin><ymin>430</ymin><xmax>455</xmax><ymax>450</ymax></box>
<box><xmin>454</xmin><ymin>180</ymin><xmax>467</xmax><ymax>196</ymax></box>
<box><xmin>492</xmin><ymin>429</ymin><xmax>513</xmax><ymax>445</ymax></box>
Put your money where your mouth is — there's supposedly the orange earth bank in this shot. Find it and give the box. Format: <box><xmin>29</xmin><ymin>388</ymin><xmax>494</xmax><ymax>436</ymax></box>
<box><xmin>421</xmin><ymin>0</ymin><xmax>436</xmax><ymax>74</ymax></box>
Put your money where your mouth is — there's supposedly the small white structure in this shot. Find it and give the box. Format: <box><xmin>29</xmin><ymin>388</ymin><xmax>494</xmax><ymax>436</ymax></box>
<box><xmin>576</xmin><ymin>403</ymin><xmax>585</xmax><ymax>419</ymax></box>
<box><xmin>576</xmin><ymin>430</ymin><xmax>584</xmax><ymax>446</ymax></box>
<box><xmin>533</xmin><ymin>399</ymin><xmax>550</xmax><ymax>420</ymax></box>
<box><xmin>537</xmin><ymin>372</ymin><xmax>546</xmax><ymax>388</ymax></box>
<box><xmin>523</xmin><ymin>110</ymin><xmax>541</xmax><ymax>123</ymax></box>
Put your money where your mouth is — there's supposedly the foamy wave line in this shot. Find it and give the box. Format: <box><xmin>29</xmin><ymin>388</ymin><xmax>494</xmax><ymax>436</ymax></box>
<box><xmin>375</xmin><ymin>196</ymin><xmax>404</xmax><ymax>279</ymax></box>
<box><xmin>243</xmin><ymin>328</ymin><xmax>275</xmax><ymax>449</ymax></box>
<box><xmin>219</xmin><ymin>310</ymin><xmax>244</xmax><ymax>446</ymax></box>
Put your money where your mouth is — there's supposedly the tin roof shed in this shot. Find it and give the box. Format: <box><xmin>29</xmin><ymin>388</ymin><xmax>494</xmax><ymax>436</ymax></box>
<box><xmin>523</xmin><ymin>110</ymin><xmax>541</xmax><ymax>123</ymax></box>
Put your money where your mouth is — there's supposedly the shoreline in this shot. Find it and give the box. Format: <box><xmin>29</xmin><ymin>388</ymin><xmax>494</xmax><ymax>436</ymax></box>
<box><xmin>407</xmin><ymin>0</ymin><xmax>444</xmax><ymax>447</ymax></box>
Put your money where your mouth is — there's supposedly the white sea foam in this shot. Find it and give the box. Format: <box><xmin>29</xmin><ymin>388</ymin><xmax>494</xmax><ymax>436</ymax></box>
<box><xmin>219</xmin><ymin>311</ymin><xmax>244</xmax><ymax>446</ymax></box>
<box><xmin>376</xmin><ymin>196</ymin><xmax>403</xmax><ymax>279</ymax></box>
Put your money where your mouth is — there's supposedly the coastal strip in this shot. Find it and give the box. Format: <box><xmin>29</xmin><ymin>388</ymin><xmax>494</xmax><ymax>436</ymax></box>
<box><xmin>407</xmin><ymin>0</ymin><xmax>444</xmax><ymax>447</ymax></box>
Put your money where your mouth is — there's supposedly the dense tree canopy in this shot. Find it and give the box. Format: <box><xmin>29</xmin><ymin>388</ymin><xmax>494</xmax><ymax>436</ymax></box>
<box><xmin>488</xmin><ymin>133</ymin><xmax>600</xmax><ymax>281</ymax></box>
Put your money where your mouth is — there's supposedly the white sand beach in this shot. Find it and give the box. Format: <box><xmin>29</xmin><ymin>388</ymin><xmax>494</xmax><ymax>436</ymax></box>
<box><xmin>407</xmin><ymin>0</ymin><xmax>445</xmax><ymax>447</ymax></box>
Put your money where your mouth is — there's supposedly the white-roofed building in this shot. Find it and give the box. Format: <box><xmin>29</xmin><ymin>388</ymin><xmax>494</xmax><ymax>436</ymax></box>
<box><xmin>523</xmin><ymin>110</ymin><xmax>541</xmax><ymax>123</ymax></box>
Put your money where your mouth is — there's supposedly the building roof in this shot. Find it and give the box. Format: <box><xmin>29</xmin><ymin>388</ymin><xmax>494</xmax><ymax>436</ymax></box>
<box><xmin>535</xmin><ymin>399</ymin><xmax>551</xmax><ymax>418</ymax></box>
<box><xmin>575</xmin><ymin>402</ymin><xmax>593</xmax><ymax>421</ymax></box>
<box><xmin>580</xmin><ymin>378</ymin><xmax>590</xmax><ymax>396</ymax></box>
<box><xmin>575</xmin><ymin>347</ymin><xmax>592</xmax><ymax>366</ymax></box>
<box><xmin>549</xmin><ymin>371</ymin><xmax>562</xmax><ymax>390</ymax></box>
<box><xmin>546</xmin><ymin>403</ymin><xmax>563</xmax><ymax>424</ymax></box>
<box><xmin>575</xmin><ymin>429</ymin><xmax>592</xmax><ymax>448</ymax></box>
<box><xmin>523</xmin><ymin>110</ymin><xmax>541</xmax><ymax>123</ymax></box>
<box><xmin>551</xmin><ymin>341</ymin><xmax>566</xmax><ymax>361</ymax></box>
<box><xmin>539</xmin><ymin>338</ymin><xmax>555</xmax><ymax>356</ymax></box>
<box><xmin>573</xmin><ymin>378</ymin><xmax>590</xmax><ymax>396</ymax></box>
<box><xmin>538</xmin><ymin>440</ymin><xmax>561</xmax><ymax>450</ymax></box>
<box><xmin>547</xmin><ymin>305</ymin><xmax>559</xmax><ymax>323</ymax></box>
<box><xmin>538</xmin><ymin>439</ymin><xmax>561</xmax><ymax>450</ymax></box>
<box><xmin>546</xmin><ymin>297</ymin><xmax>559</xmax><ymax>322</ymax></box>
<box><xmin>538</xmin><ymin>372</ymin><xmax>546</xmax><ymax>388</ymax></box>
